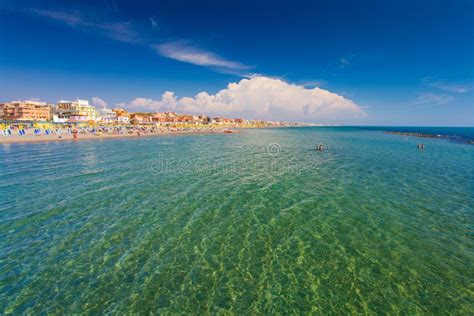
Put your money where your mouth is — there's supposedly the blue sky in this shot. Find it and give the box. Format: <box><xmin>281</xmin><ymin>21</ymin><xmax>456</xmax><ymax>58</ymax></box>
<box><xmin>0</xmin><ymin>0</ymin><xmax>473</xmax><ymax>125</ymax></box>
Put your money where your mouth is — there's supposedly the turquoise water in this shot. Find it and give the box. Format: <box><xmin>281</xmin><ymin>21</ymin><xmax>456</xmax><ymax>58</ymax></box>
<box><xmin>1</xmin><ymin>127</ymin><xmax>473</xmax><ymax>314</ymax></box>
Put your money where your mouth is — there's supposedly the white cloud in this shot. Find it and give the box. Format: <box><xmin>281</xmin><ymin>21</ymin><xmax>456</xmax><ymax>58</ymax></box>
<box><xmin>119</xmin><ymin>76</ymin><xmax>365</xmax><ymax>121</ymax></box>
<box><xmin>30</xmin><ymin>9</ymin><xmax>139</xmax><ymax>43</ymax></box>
<box><xmin>118</xmin><ymin>92</ymin><xmax>178</xmax><ymax>112</ymax></box>
<box><xmin>92</xmin><ymin>97</ymin><xmax>108</xmax><ymax>108</ymax></box>
<box><xmin>413</xmin><ymin>93</ymin><xmax>455</xmax><ymax>106</ymax></box>
<box><xmin>422</xmin><ymin>77</ymin><xmax>472</xmax><ymax>93</ymax></box>
<box><xmin>153</xmin><ymin>42</ymin><xmax>251</xmax><ymax>73</ymax></box>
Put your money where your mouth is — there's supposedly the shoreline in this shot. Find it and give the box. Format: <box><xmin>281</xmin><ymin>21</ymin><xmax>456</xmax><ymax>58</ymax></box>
<box><xmin>0</xmin><ymin>128</ymin><xmax>235</xmax><ymax>144</ymax></box>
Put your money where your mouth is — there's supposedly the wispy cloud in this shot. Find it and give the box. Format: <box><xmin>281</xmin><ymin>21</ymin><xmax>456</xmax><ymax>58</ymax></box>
<box><xmin>153</xmin><ymin>42</ymin><xmax>251</xmax><ymax>74</ymax></box>
<box><xmin>413</xmin><ymin>92</ymin><xmax>455</xmax><ymax>106</ymax></box>
<box><xmin>338</xmin><ymin>52</ymin><xmax>359</xmax><ymax>68</ymax></box>
<box><xmin>28</xmin><ymin>9</ymin><xmax>250</xmax><ymax>75</ymax></box>
<box><xmin>422</xmin><ymin>77</ymin><xmax>472</xmax><ymax>93</ymax></box>
<box><xmin>30</xmin><ymin>9</ymin><xmax>139</xmax><ymax>43</ymax></box>
<box><xmin>339</xmin><ymin>57</ymin><xmax>350</xmax><ymax>68</ymax></box>
<box><xmin>31</xmin><ymin>9</ymin><xmax>82</xmax><ymax>25</ymax></box>
<box><xmin>149</xmin><ymin>16</ymin><xmax>158</xmax><ymax>30</ymax></box>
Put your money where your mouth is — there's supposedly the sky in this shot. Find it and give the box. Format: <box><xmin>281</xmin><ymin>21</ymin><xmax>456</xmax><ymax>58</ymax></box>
<box><xmin>0</xmin><ymin>0</ymin><xmax>473</xmax><ymax>126</ymax></box>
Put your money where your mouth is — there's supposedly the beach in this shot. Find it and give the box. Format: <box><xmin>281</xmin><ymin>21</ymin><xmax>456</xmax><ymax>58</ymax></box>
<box><xmin>0</xmin><ymin>127</ymin><xmax>232</xmax><ymax>144</ymax></box>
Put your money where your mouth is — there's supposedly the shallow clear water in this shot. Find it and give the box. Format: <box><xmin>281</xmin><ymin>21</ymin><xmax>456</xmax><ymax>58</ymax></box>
<box><xmin>1</xmin><ymin>127</ymin><xmax>473</xmax><ymax>314</ymax></box>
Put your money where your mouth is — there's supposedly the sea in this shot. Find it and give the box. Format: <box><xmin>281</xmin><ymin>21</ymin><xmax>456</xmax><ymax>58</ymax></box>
<box><xmin>1</xmin><ymin>126</ymin><xmax>473</xmax><ymax>314</ymax></box>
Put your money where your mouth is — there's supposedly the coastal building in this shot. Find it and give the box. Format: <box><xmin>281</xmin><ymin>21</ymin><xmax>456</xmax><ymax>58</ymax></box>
<box><xmin>211</xmin><ymin>117</ymin><xmax>223</xmax><ymax>124</ymax></box>
<box><xmin>177</xmin><ymin>114</ymin><xmax>193</xmax><ymax>123</ymax></box>
<box><xmin>152</xmin><ymin>112</ymin><xmax>167</xmax><ymax>123</ymax></box>
<box><xmin>69</xmin><ymin>99</ymin><xmax>98</xmax><ymax>122</ymax></box>
<box><xmin>0</xmin><ymin>100</ymin><xmax>52</xmax><ymax>121</ymax></box>
<box><xmin>130</xmin><ymin>114</ymin><xmax>141</xmax><ymax>124</ymax></box>
<box><xmin>130</xmin><ymin>113</ymin><xmax>153</xmax><ymax>124</ymax></box>
<box><xmin>113</xmin><ymin>108</ymin><xmax>130</xmax><ymax>124</ymax></box>
<box><xmin>210</xmin><ymin>117</ymin><xmax>237</xmax><ymax>125</ymax></box>
<box><xmin>0</xmin><ymin>103</ymin><xmax>13</xmax><ymax>120</ymax></box>
<box><xmin>152</xmin><ymin>112</ymin><xmax>179</xmax><ymax>124</ymax></box>
<box><xmin>192</xmin><ymin>115</ymin><xmax>211</xmax><ymax>124</ymax></box>
<box><xmin>55</xmin><ymin>99</ymin><xmax>99</xmax><ymax>122</ymax></box>
<box><xmin>100</xmin><ymin>108</ymin><xmax>117</xmax><ymax>123</ymax></box>
<box><xmin>54</xmin><ymin>100</ymin><xmax>74</xmax><ymax>122</ymax></box>
<box><xmin>197</xmin><ymin>115</ymin><xmax>210</xmax><ymax>124</ymax></box>
<box><xmin>117</xmin><ymin>116</ymin><xmax>130</xmax><ymax>124</ymax></box>
<box><xmin>117</xmin><ymin>116</ymin><xmax>129</xmax><ymax>124</ymax></box>
<box><xmin>164</xmin><ymin>112</ymin><xmax>178</xmax><ymax>123</ymax></box>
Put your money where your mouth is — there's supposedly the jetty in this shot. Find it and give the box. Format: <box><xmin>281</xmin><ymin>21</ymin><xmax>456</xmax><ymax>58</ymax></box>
<box><xmin>385</xmin><ymin>131</ymin><xmax>444</xmax><ymax>139</ymax></box>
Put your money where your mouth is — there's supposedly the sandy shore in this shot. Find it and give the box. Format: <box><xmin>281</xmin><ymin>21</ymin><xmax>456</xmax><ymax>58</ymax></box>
<box><xmin>0</xmin><ymin>129</ymin><xmax>232</xmax><ymax>144</ymax></box>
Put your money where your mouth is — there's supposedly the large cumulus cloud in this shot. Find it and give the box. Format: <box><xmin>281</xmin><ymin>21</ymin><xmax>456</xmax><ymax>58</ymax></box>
<box><xmin>119</xmin><ymin>76</ymin><xmax>366</xmax><ymax>121</ymax></box>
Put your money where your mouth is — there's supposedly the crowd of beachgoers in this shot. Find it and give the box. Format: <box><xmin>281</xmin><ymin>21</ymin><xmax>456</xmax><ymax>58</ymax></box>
<box><xmin>0</xmin><ymin>124</ymin><xmax>226</xmax><ymax>143</ymax></box>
